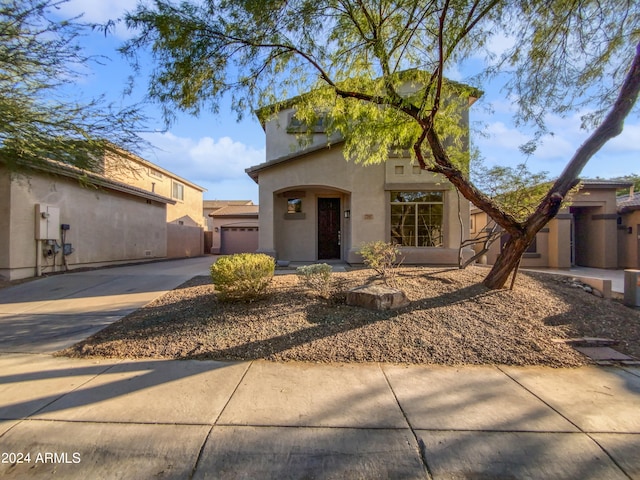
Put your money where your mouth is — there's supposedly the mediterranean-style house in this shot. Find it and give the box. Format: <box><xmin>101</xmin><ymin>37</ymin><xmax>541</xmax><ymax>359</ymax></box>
<box><xmin>245</xmin><ymin>86</ymin><xmax>479</xmax><ymax>265</ymax></box>
<box><xmin>470</xmin><ymin>179</ymin><xmax>635</xmax><ymax>269</ymax></box>
<box><xmin>0</xmin><ymin>147</ymin><xmax>206</xmax><ymax>281</ymax></box>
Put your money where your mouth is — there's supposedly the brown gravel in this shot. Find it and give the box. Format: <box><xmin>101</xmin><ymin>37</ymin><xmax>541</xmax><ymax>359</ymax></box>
<box><xmin>60</xmin><ymin>266</ymin><xmax>640</xmax><ymax>366</ymax></box>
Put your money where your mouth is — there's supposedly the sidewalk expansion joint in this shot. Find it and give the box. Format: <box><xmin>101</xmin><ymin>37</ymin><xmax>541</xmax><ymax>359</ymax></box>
<box><xmin>211</xmin><ymin>360</ymin><xmax>253</xmax><ymax>426</ymax></box>
<box><xmin>496</xmin><ymin>365</ymin><xmax>634</xmax><ymax>479</ymax></box>
<box><xmin>379</xmin><ymin>364</ymin><xmax>434</xmax><ymax>480</ymax></box>
<box><xmin>26</xmin><ymin>360</ymin><xmax>123</xmax><ymax>419</ymax></box>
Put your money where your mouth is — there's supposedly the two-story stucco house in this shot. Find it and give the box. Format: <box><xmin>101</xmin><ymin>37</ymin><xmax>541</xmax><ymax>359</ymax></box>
<box><xmin>246</xmin><ymin>87</ymin><xmax>478</xmax><ymax>265</ymax></box>
<box><xmin>0</xmin><ymin>146</ymin><xmax>206</xmax><ymax>281</ymax></box>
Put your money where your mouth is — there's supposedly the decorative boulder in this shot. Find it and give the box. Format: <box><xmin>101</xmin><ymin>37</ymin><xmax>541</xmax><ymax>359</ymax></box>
<box><xmin>346</xmin><ymin>284</ymin><xmax>409</xmax><ymax>310</ymax></box>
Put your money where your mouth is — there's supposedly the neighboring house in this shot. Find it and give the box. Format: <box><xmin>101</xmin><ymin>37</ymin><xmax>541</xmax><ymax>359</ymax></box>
<box><xmin>245</xmin><ymin>84</ymin><xmax>479</xmax><ymax>265</ymax></box>
<box><xmin>0</xmin><ymin>147</ymin><xmax>207</xmax><ymax>281</ymax></box>
<box><xmin>203</xmin><ymin>200</ymin><xmax>254</xmax><ymax>232</ymax></box>
<box><xmin>0</xmin><ymin>159</ymin><xmax>173</xmax><ymax>280</ymax></box>
<box><xmin>102</xmin><ymin>147</ymin><xmax>207</xmax><ymax>258</ymax></box>
<box><xmin>208</xmin><ymin>205</ymin><xmax>260</xmax><ymax>255</ymax></box>
<box><xmin>470</xmin><ymin>179</ymin><xmax>632</xmax><ymax>269</ymax></box>
<box><xmin>617</xmin><ymin>190</ymin><xmax>640</xmax><ymax>269</ymax></box>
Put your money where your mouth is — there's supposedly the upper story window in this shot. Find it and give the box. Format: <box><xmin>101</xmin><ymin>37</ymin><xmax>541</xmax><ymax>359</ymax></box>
<box><xmin>172</xmin><ymin>181</ymin><xmax>184</xmax><ymax>201</ymax></box>
<box><xmin>391</xmin><ymin>191</ymin><xmax>444</xmax><ymax>247</ymax></box>
<box><xmin>149</xmin><ymin>168</ymin><xmax>163</xmax><ymax>179</ymax></box>
<box><xmin>286</xmin><ymin>112</ymin><xmax>328</xmax><ymax>133</ymax></box>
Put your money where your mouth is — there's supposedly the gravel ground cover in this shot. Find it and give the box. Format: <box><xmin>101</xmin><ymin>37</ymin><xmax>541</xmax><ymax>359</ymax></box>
<box><xmin>61</xmin><ymin>266</ymin><xmax>640</xmax><ymax>366</ymax></box>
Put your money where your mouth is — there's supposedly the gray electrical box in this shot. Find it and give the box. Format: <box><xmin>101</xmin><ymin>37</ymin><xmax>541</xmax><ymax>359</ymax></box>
<box><xmin>35</xmin><ymin>204</ymin><xmax>60</xmax><ymax>241</ymax></box>
<box><xmin>623</xmin><ymin>270</ymin><xmax>640</xmax><ymax>307</ymax></box>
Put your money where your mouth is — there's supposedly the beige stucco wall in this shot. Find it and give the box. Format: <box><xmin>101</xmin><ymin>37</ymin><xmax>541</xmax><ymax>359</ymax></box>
<box><xmin>104</xmin><ymin>151</ymin><xmax>206</xmax><ymax>227</ymax></box>
<box><xmin>256</xmin><ymin>148</ymin><xmax>467</xmax><ymax>264</ymax></box>
<box><xmin>0</xmin><ymin>168</ymin><xmax>167</xmax><ymax>280</ymax></box>
<box><xmin>470</xmin><ymin>186</ymin><xmax>621</xmax><ymax>269</ymax></box>
<box><xmin>166</xmin><ymin>223</ymin><xmax>204</xmax><ymax>258</ymax></box>
<box><xmin>0</xmin><ymin>168</ymin><xmax>11</xmax><ymax>273</ymax></box>
<box><xmin>619</xmin><ymin>210</ymin><xmax>640</xmax><ymax>269</ymax></box>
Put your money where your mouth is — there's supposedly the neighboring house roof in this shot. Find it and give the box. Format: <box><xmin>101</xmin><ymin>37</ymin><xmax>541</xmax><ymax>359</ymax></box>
<box><xmin>617</xmin><ymin>193</ymin><xmax>640</xmax><ymax>213</ymax></box>
<box><xmin>468</xmin><ymin>178</ymin><xmax>632</xmax><ymax>215</ymax></box>
<box><xmin>210</xmin><ymin>205</ymin><xmax>259</xmax><ymax>217</ymax></box>
<box><xmin>580</xmin><ymin>178</ymin><xmax>633</xmax><ymax>189</ymax></box>
<box><xmin>203</xmin><ymin>200</ymin><xmax>253</xmax><ymax>209</ymax></box>
<box><xmin>8</xmin><ymin>157</ymin><xmax>176</xmax><ymax>205</ymax></box>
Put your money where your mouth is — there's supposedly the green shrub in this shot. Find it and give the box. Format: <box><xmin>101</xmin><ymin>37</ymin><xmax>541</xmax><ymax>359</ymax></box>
<box><xmin>210</xmin><ymin>253</ymin><xmax>275</xmax><ymax>301</ymax></box>
<box><xmin>358</xmin><ymin>241</ymin><xmax>402</xmax><ymax>287</ymax></box>
<box><xmin>296</xmin><ymin>263</ymin><xmax>333</xmax><ymax>298</ymax></box>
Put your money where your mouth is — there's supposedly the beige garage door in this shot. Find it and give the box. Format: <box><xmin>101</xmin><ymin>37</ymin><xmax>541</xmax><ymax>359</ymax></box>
<box><xmin>220</xmin><ymin>227</ymin><xmax>259</xmax><ymax>255</ymax></box>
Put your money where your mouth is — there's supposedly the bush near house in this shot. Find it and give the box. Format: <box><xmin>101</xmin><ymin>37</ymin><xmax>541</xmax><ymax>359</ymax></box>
<box><xmin>358</xmin><ymin>241</ymin><xmax>402</xmax><ymax>287</ymax></box>
<box><xmin>210</xmin><ymin>253</ymin><xmax>275</xmax><ymax>301</ymax></box>
<box><xmin>296</xmin><ymin>263</ymin><xmax>333</xmax><ymax>298</ymax></box>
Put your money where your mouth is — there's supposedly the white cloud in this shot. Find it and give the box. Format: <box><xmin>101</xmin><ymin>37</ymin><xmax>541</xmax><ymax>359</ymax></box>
<box><xmin>141</xmin><ymin>132</ymin><xmax>265</xmax><ymax>187</ymax></box>
<box><xmin>606</xmin><ymin>123</ymin><xmax>640</xmax><ymax>152</ymax></box>
<box><xmin>58</xmin><ymin>0</ymin><xmax>138</xmax><ymax>23</ymax></box>
<box><xmin>57</xmin><ymin>0</ymin><xmax>142</xmax><ymax>38</ymax></box>
<box><xmin>480</xmin><ymin>121</ymin><xmax>529</xmax><ymax>150</ymax></box>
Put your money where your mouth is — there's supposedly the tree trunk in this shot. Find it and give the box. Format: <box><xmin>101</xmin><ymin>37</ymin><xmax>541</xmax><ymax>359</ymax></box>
<box><xmin>482</xmin><ymin>231</ymin><xmax>536</xmax><ymax>289</ymax></box>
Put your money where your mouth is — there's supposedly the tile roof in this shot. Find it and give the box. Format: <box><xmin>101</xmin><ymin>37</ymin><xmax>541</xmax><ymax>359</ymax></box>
<box><xmin>617</xmin><ymin>193</ymin><xmax>640</xmax><ymax>213</ymax></box>
<box><xmin>210</xmin><ymin>205</ymin><xmax>259</xmax><ymax>217</ymax></box>
<box><xmin>203</xmin><ymin>200</ymin><xmax>253</xmax><ymax>209</ymax></box>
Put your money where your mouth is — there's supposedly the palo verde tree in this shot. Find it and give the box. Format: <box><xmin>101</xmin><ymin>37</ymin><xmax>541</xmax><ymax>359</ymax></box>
<box><xmin>121</xmin><ymin>0</ymin><xmax>640</xmax><ymax>289</ymax></box>
<box><xmin>0</xmin><ymin>0</ymin><xmax>146</xmax><ymax>173</ymax></box>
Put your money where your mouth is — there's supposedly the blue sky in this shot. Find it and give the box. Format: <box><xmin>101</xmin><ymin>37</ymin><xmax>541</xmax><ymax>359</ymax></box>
<box><xmin>56</xmin><ymin>1</ymin><xmax>640</xmax><ymax>204</ymax></box>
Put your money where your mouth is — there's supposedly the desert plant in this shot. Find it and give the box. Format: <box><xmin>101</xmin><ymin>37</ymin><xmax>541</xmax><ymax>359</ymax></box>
<box><xmin>358</xmin><ymin>241</ymin><xmax>402</xmax><ymax>287</ymax></box>
<box><xmin>296</xmin><ymin>263</ymin><xmax>333</xmax><ymax>298</ymax></box>
<box><xmin>210</xmin><ymin>253</ymin><xmax>275</xmax><ymax>301</ymax></box>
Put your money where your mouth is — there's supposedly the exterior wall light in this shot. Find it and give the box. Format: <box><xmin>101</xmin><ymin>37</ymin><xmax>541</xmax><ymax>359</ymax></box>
<box><xmin>344</xmin><ymin>210</ymin><xmax>350</xmax><ymax>219</ymax></box>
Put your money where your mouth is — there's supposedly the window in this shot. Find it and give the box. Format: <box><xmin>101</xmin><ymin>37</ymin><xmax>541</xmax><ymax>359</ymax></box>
<box><xmin>287</xmin><ymin>198</ymin><xmax>302</xmax><ymax>213</ymax></box>
<box><xmin>149</xmin><ymin>168</ymin><xmax>163</xmax><ymax>179</ymax></box>
<box><xmin>287</xmin><ymin>113</ymin><xmax>328</xmax><ymax>133</ymax></box>
<box><xmin>391</xmin><ymin>191</ymin><xmax>443</xmax><ymax>247</ymax></box>
<box><xmin>172</xmin><ymin>181</ymin><xmax>184</xmax><ymax>201</ymax></box>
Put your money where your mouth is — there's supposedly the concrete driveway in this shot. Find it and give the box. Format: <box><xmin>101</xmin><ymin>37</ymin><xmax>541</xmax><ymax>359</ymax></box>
<box><xmin>0</xmin><ymin>257</ymin><xmax>215</xmax><ymax>353</ymax></box>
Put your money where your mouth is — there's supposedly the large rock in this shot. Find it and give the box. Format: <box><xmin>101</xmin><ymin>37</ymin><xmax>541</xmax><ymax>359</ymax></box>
<box><xmin>346</xmin><ymin>284</ymin><xmax>409</xmax><ymax>310</ymax></box>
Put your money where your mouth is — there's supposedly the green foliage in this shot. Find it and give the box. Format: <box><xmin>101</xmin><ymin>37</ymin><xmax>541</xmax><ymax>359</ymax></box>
<box><xmin>611</xmin><ymin>174</ymin><xmax>640</xmax><ymax>196</ymax></box>
<box><xmin>496</xmin><ymin>1</ymin><xmax>640</xmax><ymax>131</ymax></box>
<box><xmin>0</xmin><ymin>0</ymin><xmax>146</xmax><ymax>172</ymax></box>
<box><xmin>474</xmin><ymin>163</ymin><xmax>551</xmax><ymax>222</ymax></box>
<box><xmin>210</xmin><ymin>253</ymin><xmax>275</xmax><ymax>301</ymax></box>
<box><xmin>296</xmin><ymin>263</ymin><xmax>333</xmax><ymax>298</ymax></box>
<box><xmin>358</xmin><ymin>241</ymin><xmax>402</xmax><ymax>287</ymax></box>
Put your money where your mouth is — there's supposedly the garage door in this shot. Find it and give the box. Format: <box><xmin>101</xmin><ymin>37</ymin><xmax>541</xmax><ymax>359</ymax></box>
<box><xmin>220</xmin><ymin>227</ymin><xmax>259</xmax><ymax>255</ymax></box>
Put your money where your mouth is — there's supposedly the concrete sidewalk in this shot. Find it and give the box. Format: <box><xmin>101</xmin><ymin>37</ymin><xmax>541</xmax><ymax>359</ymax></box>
<box><xmin>0</xmin><ymin>257</ymin><xmax>215</xmax><ymax>353</ymax></box>
<box><xmin>522</xmin><ymin>266</ymin><xmax>626</xmax><ymax>294</ymax></box>
<box><xmin>0</xmin><ymin>355</ymin><xmax>638</xmax><ymax>479</ymax></box>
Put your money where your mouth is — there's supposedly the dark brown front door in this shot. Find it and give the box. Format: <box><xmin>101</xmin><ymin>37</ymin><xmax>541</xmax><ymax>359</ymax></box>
<box><xmin>318</xmin><ymin>198</ymin><xmax>341</xmax><ymax>259</ymax></box>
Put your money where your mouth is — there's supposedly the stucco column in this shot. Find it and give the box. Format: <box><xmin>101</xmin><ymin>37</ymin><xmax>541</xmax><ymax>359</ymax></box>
<box><xmin>548</xmin><ymin>215</ymin><xmax>572</xmax><ymax>268</ymax></box>
<box><xmin>257</xmin><ymin>189</ymin><xmax>277</xmax><ymax>257</ymax></box>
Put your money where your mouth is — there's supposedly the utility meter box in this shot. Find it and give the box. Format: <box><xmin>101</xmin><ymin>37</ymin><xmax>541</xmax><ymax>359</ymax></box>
<box><xmin>35</xmin><ymin>204</ymin><xmax>60</xmax><ymax>241</ymax></box>
<box><xmin>624</xmin><ymin>270</ymin><xmax>640</xmax><ymax>307</ymax></box>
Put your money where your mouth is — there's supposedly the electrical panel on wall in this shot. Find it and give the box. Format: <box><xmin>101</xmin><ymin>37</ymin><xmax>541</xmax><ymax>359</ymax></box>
<box><xmin>34</xmin><ymin>204</ymin><xmax>61</xmax><ymax>241</ymax></box>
